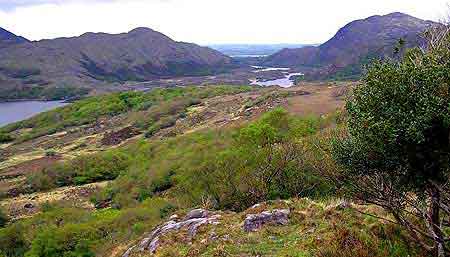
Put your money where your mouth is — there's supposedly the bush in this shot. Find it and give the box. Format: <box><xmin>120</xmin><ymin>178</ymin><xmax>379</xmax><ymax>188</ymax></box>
<box><xmin>0</xmin><ymin>198</ymin><xmax>175</xmax><ymax>257</ymax></box>
<box><xmin>0</xmin><ymin>223</ymin><xmax>28</xmax><ymax>257</ymax></box>
<box><xmin>332</xmin><ymin>36</ymin><xmax>450</xmax><ymax>256</ymax></box>
<box><xmin>45</xmin><ymin>150</ymin><xmax>57</xmax><ymax>157</ymax></box>
<box><xmin>0</xmin><ymin>133</ymin><xmax>14</xmax><ymax>144</ymax></box>
<box><xmin>145</xmin><ymin>115</ymin><xmax>178</xmax><ymax>138</ymax></box>
<box><xmin>27</xmin><ymin>150</ymin><xmax>131</xmax><ymax>192</ymax></box>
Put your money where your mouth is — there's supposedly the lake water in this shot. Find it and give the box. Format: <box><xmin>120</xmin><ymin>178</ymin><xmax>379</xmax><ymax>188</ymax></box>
<box><xmin>0</xmin><ymin>101</ymin><xmax>68</xmax><ymax>127</ymax></box>
<box><xmin>250</xmin><ymin>66</ymin><xmax>303</xmax><ymax>88</ymax></box>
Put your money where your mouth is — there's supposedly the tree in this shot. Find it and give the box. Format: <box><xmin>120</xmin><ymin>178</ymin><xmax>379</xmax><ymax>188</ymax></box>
<box><xmin>332</xmin><ymin>26</ymin><xmax>450</xmax><ymax>256</ymax></box>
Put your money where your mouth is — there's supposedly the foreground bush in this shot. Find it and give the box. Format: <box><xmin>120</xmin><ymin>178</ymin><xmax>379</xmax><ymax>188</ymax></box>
<box><xmin>332</xmin><ymin>30</ymin><xmax>450</xmax><ymax>256</ymax></box>
<box><xmin>0</xmin><ymin>198</ymin><xmax>174</xmax><ymax>257</ymax></box>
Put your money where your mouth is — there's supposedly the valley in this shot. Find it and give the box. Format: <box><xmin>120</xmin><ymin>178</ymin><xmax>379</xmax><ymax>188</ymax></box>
<box><xmin>0</xmin><ymin>6</ymin><xmax>448</xmax><ymax>257</ymax></box>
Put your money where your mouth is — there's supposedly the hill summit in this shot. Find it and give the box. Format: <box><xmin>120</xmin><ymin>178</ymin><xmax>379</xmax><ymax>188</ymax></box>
<box><xmin>264</xmin><ymin>12</ymin><xmax>438</xmax><ymax>80</ymax></box>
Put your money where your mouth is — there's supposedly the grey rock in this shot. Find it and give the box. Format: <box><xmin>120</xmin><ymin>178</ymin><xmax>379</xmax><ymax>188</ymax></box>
<box><xmin>184</xmin><ymin>208</ymin><xmax>208</xmax><ymax>220</ymax></box>
<box><xmin>121</xmin><ymin>246</ymin><xmax>135</xmax><ymax>257</ymax></box>
<box><xmin>335</xmin><ymin>200</ymin><xmax>351</xmax><ymax>210</ymax></box>
<box><xmin>122</xmin><ymin>209</ymin><xmax>219</xmax><ymax>256</ymax></box>
<box><xmin>243</xmin><ymin>209</ymin><xmax>290</xmax><ymax>232</ymax></box>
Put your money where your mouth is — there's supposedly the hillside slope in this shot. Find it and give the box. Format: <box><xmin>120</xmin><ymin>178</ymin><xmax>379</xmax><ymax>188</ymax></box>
<box><xmin>0</xmin><ymin>27</ymin><xmax>28</xmax><ymax>48</ymax></box>
<box><xmin>264</xmin><ymin>12</ymin><xmax>438</xmax><ymax>80</ymax></box>
<box><xmin>0</xmin><ymin>28</ymin><xmax>233</xmax><ymax>100</ymax></box>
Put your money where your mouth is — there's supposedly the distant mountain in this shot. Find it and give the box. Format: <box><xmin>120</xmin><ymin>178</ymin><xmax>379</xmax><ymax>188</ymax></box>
<box><xmin>0</xmin><ymin>27</ymin><xmax>29</xmax><ymax>48</ymax></box>
<box><xmin>0</xmin><ymin>27</ymin><xmax>233</xmax><ymax>100</ymax></box>
<box><xmin>209</xmin><ymin>44</ymin><xmax>316</xmax><ymax>57</ymax></box>
<box><xmin>264</xmin><ymin>12</ymin><xmax>439</xmax><ymax>80</ymax></box>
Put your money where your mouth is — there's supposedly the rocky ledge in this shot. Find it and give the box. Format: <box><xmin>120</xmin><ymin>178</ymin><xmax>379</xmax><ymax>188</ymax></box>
<box><xmin>243</xmin><ymin>208</ymin><xmax>290</xmax><ymax>232</ymax></box>
<box><xmin>122</xmin><ymin>207</ymin><xmax>291</xmax><ymax>256</ymax></box>
<box><xmin>122</xmin><ymin>209</ymin><xmax>221</xmax><ymax>257</ymax></box>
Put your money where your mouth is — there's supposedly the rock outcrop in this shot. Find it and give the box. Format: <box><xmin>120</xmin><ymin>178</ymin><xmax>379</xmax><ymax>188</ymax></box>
<box><xmin>123</xmin><ymin>207</ymin><xmax>292</xmax><ymax>256</ymax></box>
<box><xmin>122</xmin><ymin>209</ymin><xmax>220</xmax><ymax>257</ymax></box>
<box><xmin>243</xmin><ymin>209</ymin><xmax>290</xmax><ymax>232</ymax></box>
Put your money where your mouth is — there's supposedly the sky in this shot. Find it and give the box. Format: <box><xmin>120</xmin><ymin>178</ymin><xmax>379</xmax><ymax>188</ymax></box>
<box><xmin>0</xmin><ymin>0</ymin><xmax>448</xmax><ymax>45</ymax></box>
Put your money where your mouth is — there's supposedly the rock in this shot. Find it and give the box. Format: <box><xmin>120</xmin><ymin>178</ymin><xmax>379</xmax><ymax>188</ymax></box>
<box><xmin>184</xmin><ymin>208</ymin><xmax>208</xmax><ymax>220</ymax></box>
<box><xmin>169</xmin><ymin>214</ymin><xmax>179</xmax><ymax>221</ymax></box>
<box><xmin>335</xmin><ymin>200</ymin><xmax>351</xmax><ymax>210</ymax></box>
<box><xmin>251</xmin><ymin>203</ymin><xmax>262</xmax><ymax>209</ymax></box>
<box><xmin>122</xmin><ymin>209</ymin><xmax>219</xmax><ymax>256</ymax></box>
<box><xmin>209</xmin><ymin>232</ymin><xmax>218</xmax><ymax>241</ymax></box>
<box><xmin>243</xmin><ymin>209</ymin><xmax>290</xmax><ymax>232</ymax></box>
<box><xmin>121</xmin><ymin>246</ymin><xmax>135</xmax><ymax>257</ymax></box>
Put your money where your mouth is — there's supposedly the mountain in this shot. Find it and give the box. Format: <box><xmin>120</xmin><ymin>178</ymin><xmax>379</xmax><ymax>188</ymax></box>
<box><xmin>0</xmin><ymin>27</ymin><xmax>233</xmax><ymax>100</ymax></box>
<box><xmin>0</xmin><ymin>27</ymin><xmax>29</xmax><ymax>48</ymax></box>
<box><xmin>263</xmin><ymin>12</ymin><xmax>438</xmax><ymax>80</ymax></box>
<box><xmin>208</xmin><ymin>44</ymin><xmax>315</xmax><ymax>57</ymax></box>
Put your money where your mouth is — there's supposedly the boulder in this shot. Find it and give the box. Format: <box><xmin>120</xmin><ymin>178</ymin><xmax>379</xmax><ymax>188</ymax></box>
<box><xmin>122</xmin><ymin>209</ymin><xmax>219</xmax><ymax>256</ymax></box>
<box><xmin>184</xmin><ymin>208</ymin><xmax>208</xmax><ymax>220</ymax></box>
<box><xmin>243</xmin><ymin>209</ymin><xmax>290</xmax><ymax>232</ymax></box>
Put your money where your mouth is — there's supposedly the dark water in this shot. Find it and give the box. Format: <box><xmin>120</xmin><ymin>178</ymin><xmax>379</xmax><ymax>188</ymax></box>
<box><xmin>0</xmin><ymin>101</ymin><xmax>68</xmax><ymax>127</ymax></box>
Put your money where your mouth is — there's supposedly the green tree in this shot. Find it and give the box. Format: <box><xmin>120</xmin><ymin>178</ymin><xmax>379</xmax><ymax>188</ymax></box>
<box><xmin>333</xmin><ymin>30</ymin><xmax>450</xmax><ymax>256</ymax></box>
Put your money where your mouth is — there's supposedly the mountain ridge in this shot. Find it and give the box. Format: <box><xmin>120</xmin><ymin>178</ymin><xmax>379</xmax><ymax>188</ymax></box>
<box><xmin>263</xmin><ymin>12</ymin><xmax>439</xmax><ymax>80</ymax></box>
<box><xmin>0</xmin><ymin>27</ymin><xmax>29</xmax><ymax>48</ymax></box>
<box><xmin>0</xmin><ymin>27</ymin><xmax>233</xmax><ymax>100</ymax></box>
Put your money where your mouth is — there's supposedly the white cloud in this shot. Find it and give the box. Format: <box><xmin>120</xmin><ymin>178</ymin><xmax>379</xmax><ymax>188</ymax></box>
<box><xmin>0</xmin><ymin>0</ymin><xmax>448</xmax><ymax>44</ymax></box>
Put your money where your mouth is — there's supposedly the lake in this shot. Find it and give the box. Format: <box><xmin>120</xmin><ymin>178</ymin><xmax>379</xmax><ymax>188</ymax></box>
<box><xmin>250</xmin><ymin>66</ymin><xmax>303</xmax><ymax>88</ymax></box>
<box><xmin>0</xmin><ymin>101</ymin><xmax>68</xmax><ymax>127</ymax></box>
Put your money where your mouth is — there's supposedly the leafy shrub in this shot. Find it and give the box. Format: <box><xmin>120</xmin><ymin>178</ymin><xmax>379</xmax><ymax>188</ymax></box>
<box><xmin>27</xmin><ymin>150</ymin><xmax>130</xmax><ymax>191</ymax></box>
<box><xmin>0</xmin><ymin>223</ymin><xmax>28</xmax><ymax>257</ymax></box>
<box><xmin>145</xmin><ymin>115</ymin><xmax>178</xmax><ymax>138</ymax></box>
<box><xmin>0</xmin><ymin>133</ymin><xmax>14</xmax><ymax>144</ymax></box>
<box><xmin>0</xmin><ymin>198</ymin><xmax>175</xmax><ymax>257</ymax></box>
<box><xmin>45</xmin><ymin>150</ymin><xmax>57</xmax><ymax>157</ymax></box>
